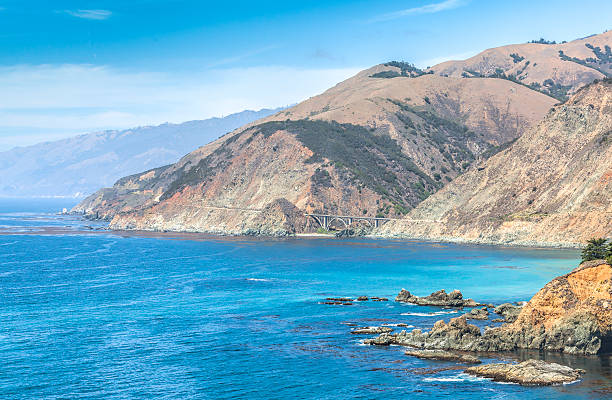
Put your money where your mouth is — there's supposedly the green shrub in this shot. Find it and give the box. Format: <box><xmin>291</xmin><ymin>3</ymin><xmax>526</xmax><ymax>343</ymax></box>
<box><xmin>510</xmin><ymin>53</ymin><xmax>525</xmax><ymax>63</ymax></box>
<box><xmin>529</xmin><ymin>38</ymin><xmax>556</xmax><ymax>44</ymax></box>
<box><xmin>581</xmin><ymin>237</ymin><xmax>609</xmax><ymax>262</ymax></box>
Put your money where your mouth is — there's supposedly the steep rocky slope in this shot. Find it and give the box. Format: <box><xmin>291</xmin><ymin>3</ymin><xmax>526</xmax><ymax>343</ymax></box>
<box><xmin>75</xmin><ymin>33</ymin><xmax>610</xmax><ymax>235</ymax></box>
<box><xmin>378</xmin><ymin>79</ymin><xmax>612</xmax><ymax>247</ymax></box>
<box><xmin>431</xmin><ymin>31</ymin><xmax>611</xmax><ymax>101</ymax></box>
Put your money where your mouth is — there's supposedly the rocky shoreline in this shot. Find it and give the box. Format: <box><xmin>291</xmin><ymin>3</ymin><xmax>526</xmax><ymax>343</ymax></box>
<box><xmin>343</xmin><ymin>259</ymin><xmax>611</xmax><ymax>386</ymax></box>
<box><xmin>72</xmin><ymin>211</ymin><xmax>586</xmax><ymax>249</ymax></box>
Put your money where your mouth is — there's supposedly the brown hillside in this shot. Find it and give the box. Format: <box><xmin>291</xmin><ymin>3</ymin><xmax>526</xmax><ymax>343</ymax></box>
<box><xmin>431</xmin><ymin>31</ymin><xmax>611</xmax><ymax>100</ymax></box>
<box><xmin>73</xmin><ymin>33</ymin><xmax>610</xmax><ymax>236</ymax></box>
<box><xmin>378</xmin><ymin>79</ymin><xmax>612</xmax><ymax>247</ymax></box>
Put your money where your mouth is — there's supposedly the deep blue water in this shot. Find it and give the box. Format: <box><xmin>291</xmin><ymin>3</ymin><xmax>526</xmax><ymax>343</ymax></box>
<box><xmin>0</xmin><ymin>199</ymin><xmax>610</xmax><ymax>399</ymax></box>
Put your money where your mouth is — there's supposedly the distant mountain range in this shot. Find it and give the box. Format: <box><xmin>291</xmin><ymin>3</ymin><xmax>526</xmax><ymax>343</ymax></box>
<box><xmin>74</xmin><ymin>31</ymin><xmax>611</xmax><ymax>244</ymax></box>
<box><xmin>0</xmin><ymin>108</ymin><xmax>283</xmax><ymax>197</ymax></box>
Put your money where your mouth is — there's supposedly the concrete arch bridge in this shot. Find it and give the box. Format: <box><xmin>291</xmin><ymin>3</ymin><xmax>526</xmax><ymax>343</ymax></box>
<box><xmin>304</xmin><ymin>213</ymin><xmax>393</xmax><ymax>230</ymax></box>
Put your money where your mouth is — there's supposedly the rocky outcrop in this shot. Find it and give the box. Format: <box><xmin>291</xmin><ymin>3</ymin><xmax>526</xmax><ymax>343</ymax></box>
<box><xmin>494</xmin><ymin>259</ymin><xmax>612</xmax><ymax>354</ymax></box>
<box><xmin>335</xmin><ymin>226</ymin><xmax>372</xmax><ymax>238</ymax></box>
<box><xmin>350</xmin><ymin>326</ymin><xmax>393</xmax><ymax>335</ymax></box>
<box><xmin>465</xmin><ymin>360</ymin><xmax>584</xmax><ymax>386</ymax></box>
<box><xmin>244</xmin><ymin>198</ymin><xmax>306</xmax><ymax>236</ymax></box>
<box><xmin>370</xmin><ymin>261</ymin><xmax>612</xmax><ymax>355</ymax></box>
<box><xmin>404</xmin><ymin>349</ymin><xmax>481</xmax><ymax>364</ymax></box>
<box><xmin>464</xmin><ymin>307</ymin><xmax>489</xmax><ymax>320</ymax></box>
<box><xmin>494</xmin><ymin>303</ymin><xmax>522</xmax><ymax>322</ymax></box>
<box><xmin>395</xmin><ymin>289</ymin><xmax>480</xmax><ymax>307</ymax></box>
<box><xmin>378</xmin><ymin>79</ymin><xmax>612</xmax><ymax>247</ymax></box>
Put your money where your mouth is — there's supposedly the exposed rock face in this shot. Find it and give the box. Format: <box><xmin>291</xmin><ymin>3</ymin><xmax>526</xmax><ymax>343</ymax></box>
<box><xmin>465</xmin><ymin>307</ymin><xmax>489</xmax><ymax>320</ymax></box>
<box><xmin>350</xmin><ymin>326</ymin><xmax>393</xmax><ymax>335</ymax></box>
<box><xmin>379</xmin><ymin>79</ymin><xmax>612</xmax><ymax>247</ymax></box>
<box><xmin>370</xmin><ymin>261</ymin><xmax>612</xmax><ymax>355</ymax></box>
<box><xmin>496</xmin><ymin>259</ymin><xmax>612</xmax><ymax>354</ymax></box>
<box><xmin>335</xmin><ymin>226</ymin><xmax>372</xmax><ymax>238</ymax></box>
<box><xmin>404</xmin><ymin>349</ymin><xmax>481</xmax><ymax>364</ymax></box>
<box><xmin>244</xmin><ymin>198</ymin><xmax>306</xmax><ymax>236</ymax></box>
<box><xmin>465</xmin><ymin>360</ymin><xmax>584</xmax><ymax>386</ymax></box>
<box><xmin>395</xmin><ymin>289</ymin><xmax>480</xmax><ymax>307</ymax></box>
<box><xmin>494</xmin><ymin>303</ymin><xmax>522</xmax><ymax>322</ymax></box>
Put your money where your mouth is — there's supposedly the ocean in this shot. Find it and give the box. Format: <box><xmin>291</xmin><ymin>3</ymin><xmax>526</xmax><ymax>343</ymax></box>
<box><xmin>0</xmin><ymin>199</ymin><xmax>610</xmax><ymax>399</ymax></box>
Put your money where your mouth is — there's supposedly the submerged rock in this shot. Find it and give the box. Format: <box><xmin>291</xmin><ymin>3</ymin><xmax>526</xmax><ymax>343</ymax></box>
<box><xmin>357</xmin><ymin>296</ymin><xmax>369</xmax><ymax>301</ymax></box>
<box><xmin>325</xmin><ymin>297</ymin><xmax>353</xmax><ymax>302</ymax></box>
<box><xmin>395</xmin><ymin>289</ymin><xmax>480</xmax><ymax>307</ymax></box>
<box><xmin>350</xmin><ymin>326</ymin><xmax>393</xmax><ymax>335</ymax></box>
<box><xmin>404</xmin><ymin>349</ymin><xmax>481</xmax><ymax>364</ymax></box>
<box><xmin>465</xmin><ymin>360</ymin><xmax>584</xmax><ymax>386</ymax></box>
<box><xmin>371</xmin><ymin>297</ymin><xmax>389</xmax><ymax>302</ymax></box>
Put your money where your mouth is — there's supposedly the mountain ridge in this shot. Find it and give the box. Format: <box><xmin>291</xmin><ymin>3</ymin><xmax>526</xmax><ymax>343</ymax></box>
<box><xmin>74</xmin><ymin>32</ymin><xmax>611</xmax><ymax>240</ymax></box>
<box><xmin>0</xmin><ymin>108</ymin><xmax>283</xmax><ymax>197</ymax></box>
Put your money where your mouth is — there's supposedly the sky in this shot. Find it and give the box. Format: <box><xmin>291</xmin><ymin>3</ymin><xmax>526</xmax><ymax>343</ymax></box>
<box><xmin>0</xmin><ymin>0</ymin><xmax>610</xmax><ymax>150</ymax></box>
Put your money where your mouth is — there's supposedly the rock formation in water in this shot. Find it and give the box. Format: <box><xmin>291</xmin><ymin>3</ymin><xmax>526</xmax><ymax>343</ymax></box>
<box><xmin>395</xmin><ymin>289</ymin><xmax>481</xmax><ymax>307</ymax></box>
<box><xmin>350</xmin><ymin>326</ymin><xmax>393</xmax><ymax>335</ymax></box>
<box><xmin>368</xmin><ymin>260</ymin><xmax>612</xmax><ymax>355</ymax></box>
<box><xmin>465</xmin><ymin>359</ymin><xmax>584</xmax><ymax>386</ymax></box>
<box><xmin>404</xmin><ymin>349</ymin><xmax>481</xmax><ymax>364</ymax></box>
<box><xmin>378</xmin><ymin>78</ymin><xmax>612</xmax><ymax>247</ymax></box>
<box><xmin>493</xmin><ymin>303</ymin><xmax>522</xmax><ymax>322</ymax></box>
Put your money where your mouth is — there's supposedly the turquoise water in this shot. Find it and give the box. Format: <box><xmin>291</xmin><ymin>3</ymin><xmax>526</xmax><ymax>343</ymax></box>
<box><xmin>0</xmin><ymin>199</ymin><xmax>610</xmax><ymax>399</ymax></box>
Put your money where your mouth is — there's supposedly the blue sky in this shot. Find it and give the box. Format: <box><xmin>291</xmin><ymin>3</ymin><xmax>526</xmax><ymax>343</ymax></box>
<box><xmin>0</xmin><ymin>0</ymin><xmax>610</xmax><ymax>150</ymax></box>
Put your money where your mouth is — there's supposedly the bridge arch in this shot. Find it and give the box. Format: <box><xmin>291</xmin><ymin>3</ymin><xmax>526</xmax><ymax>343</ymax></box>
<box><xmin>327</xmin><ymin>217</ymin><xmax>349</xmax><ymax>230</ymax></box>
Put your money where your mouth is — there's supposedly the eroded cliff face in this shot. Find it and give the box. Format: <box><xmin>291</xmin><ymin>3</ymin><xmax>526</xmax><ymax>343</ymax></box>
<box><xmin>501</xmin><ymin>260</ymin><xmax>612</xmax><ymax>354</ymax></box>
<box><xmin>378</xmin><ymin>80</ymin><xmax>612</xmax><ymax>247</ymax></box>
<box><xmin>368</xmin><ymin>261</ymin><xmax>612</xmax><ymax>355</ymax></box>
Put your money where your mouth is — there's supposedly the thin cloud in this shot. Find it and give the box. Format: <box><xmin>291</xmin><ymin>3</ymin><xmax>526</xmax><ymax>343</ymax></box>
<box><xmin>0</xmin><ymin>64</ymin><xmax>363</xmax><ymax>150</ymax></box>
<box><xmin>65</xmin><ymin>9</ymin><xmax>112</xmax><ymax>20</ymax></box>
<box><xmin>205</xmin><ymin>45</ymin><xmax>280</xmax><ymax>68</ymax></box>
<box><xmin>370</xmin><ymin>0</ymin><xmax>466</xmax><ymax>23</ymax></box>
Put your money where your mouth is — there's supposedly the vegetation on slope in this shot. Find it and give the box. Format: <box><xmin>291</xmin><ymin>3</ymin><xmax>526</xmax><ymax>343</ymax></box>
<box><xmin>581</xmin><ymin>238</ymin><xmax>612</xmax><ymax>264</ymax></box>
<box><xmin>558</xmin><ymin>43</ymin><xmax>612</xmax><ymax>77</ymax></box>
<box><xmin>462</xmin><ymin>66</ymin><xmax>572</xmax><ymax>101</ymax></box>
<box><xmin>159</xmin><ymin>119</ymin><xmax>442</xmax><ymax>212</ymax></box>
<box><xmin>370</xmin><ymin>61</ymin><xmax>434</xmax><ymax>79</ymax></box>
<box><xmin>253</xmin><ymin>120</ymin><xmax>438</xmax><ymax>208</ymax></box>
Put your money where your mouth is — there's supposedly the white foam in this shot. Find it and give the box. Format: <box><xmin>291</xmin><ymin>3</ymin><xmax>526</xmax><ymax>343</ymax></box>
<box><xmin>424</xmin><ymin>373</ymin><xmax>488</xmax><ymax>383</ymax></box>
<box><xmin>423</xmin><ymin>376</ymin><xmax>465</xmax><ymax>382</ymax></box>
<box><xmin>245</xmin><ymin>278</ymin><xmax>271</xmax><ymax>282</ymax></box>
<box><xmin>400</xmin><ymin>310</ymin><xmax>458</xmax><ymax>317</ymax></box>
<box><xmin>382</xmin><ymin>323</ymin><xmax>415</xmax><ymax>328</ymax></box>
